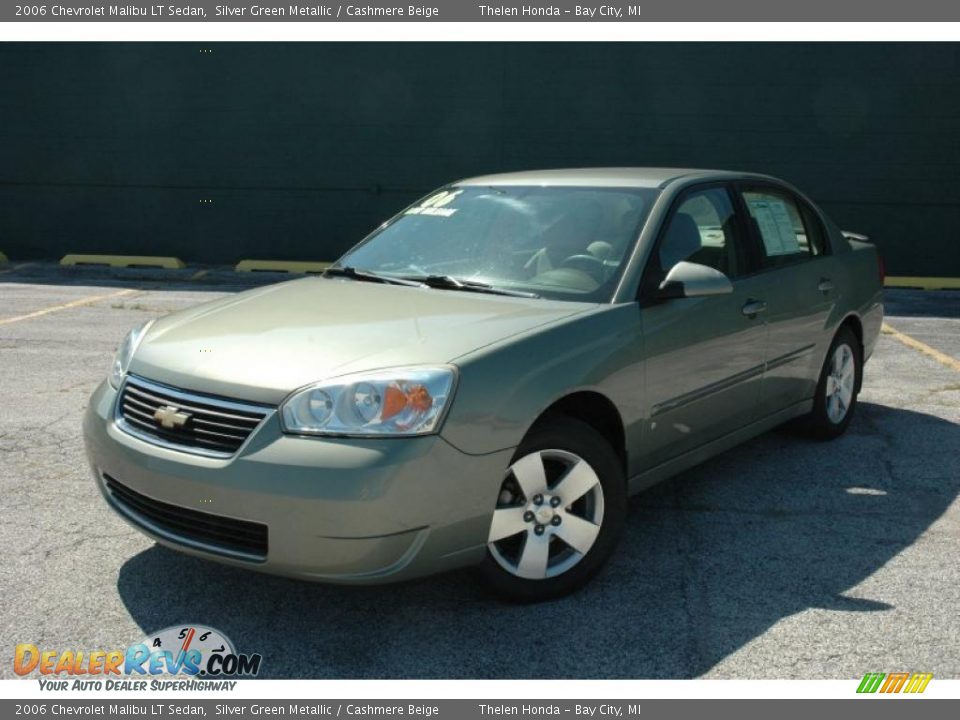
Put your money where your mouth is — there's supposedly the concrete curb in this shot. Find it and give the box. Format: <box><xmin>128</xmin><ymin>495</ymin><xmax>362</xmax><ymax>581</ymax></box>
<box><xmin>235</xmin><ymin>259</ymin><xmax>331</xmax><ymax>273</ymax></box>
<box><xmin>60</xmin><ymin>254</ymin><xmax>186</xmax><ymax>270</ymax></box>
<box><xmin>885</xmin><ymin>276</ymin><xmax>960</xmax><ymax>291</ymax></box>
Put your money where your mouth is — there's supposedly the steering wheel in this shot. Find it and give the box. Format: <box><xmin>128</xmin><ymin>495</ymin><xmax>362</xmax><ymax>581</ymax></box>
<box><xmin>560</xmin><ymin>254</ymin><xmax>606</xmax><ymax>282</ymax></box>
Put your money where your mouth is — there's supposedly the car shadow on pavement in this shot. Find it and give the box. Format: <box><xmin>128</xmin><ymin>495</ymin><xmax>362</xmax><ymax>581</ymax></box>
<box><xmin>117</xmin><ymin>401</ymin><xmax>960</xmax><ymax>678</ymax></box>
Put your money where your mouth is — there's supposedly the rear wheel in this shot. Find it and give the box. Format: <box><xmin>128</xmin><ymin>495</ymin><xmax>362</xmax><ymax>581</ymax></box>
<box><xmin>806</xmin><ymin>325</ymin><xmax>861</xmax><ymax>439</ymax></box>
<box><xmin>479</xmin><ymin>416</ymin><xmax>626</xmax><ymax>602</ymax></box>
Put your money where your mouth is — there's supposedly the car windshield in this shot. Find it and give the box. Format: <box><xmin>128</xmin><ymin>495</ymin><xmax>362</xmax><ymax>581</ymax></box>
<box><xmin>333</xmin><ymin>185</ymin><xmax>660</xmax><ymax>302</ymax></box>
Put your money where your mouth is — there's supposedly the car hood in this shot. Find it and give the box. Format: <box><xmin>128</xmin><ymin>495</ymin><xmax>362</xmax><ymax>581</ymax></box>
<box><xmin>129</xmin><ymin>277</ymin><xmax>594</xmax><ymax>404</ymax></box>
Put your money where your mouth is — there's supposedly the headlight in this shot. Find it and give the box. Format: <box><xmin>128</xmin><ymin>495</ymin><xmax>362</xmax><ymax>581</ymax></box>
<box><xmin>281</xmin><ymin>366</ymin><xmax>456</xmax><ymax>437</ymax></box>
<box><xmin>109</xmin><ymin>321</ymin><xmax>153</xmax><ymax>389</ymax></box>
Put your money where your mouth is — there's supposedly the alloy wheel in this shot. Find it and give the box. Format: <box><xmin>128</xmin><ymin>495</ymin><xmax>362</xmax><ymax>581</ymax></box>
<box><xmin>825</xmin><ymin>343</ymin><xmax>856</xmax><ymax>424</ymax></box>
<box><xmin>487</xmin><ymin>449</ymin><xmax>605</xmax><ymax>580</ymax></box>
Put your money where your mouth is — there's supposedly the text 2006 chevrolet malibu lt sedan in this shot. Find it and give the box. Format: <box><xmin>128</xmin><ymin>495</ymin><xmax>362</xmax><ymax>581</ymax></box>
<box><xmin>85</xmin><ymin>168</ymin><xmax>884</xmax><ymax>601</ymax></box>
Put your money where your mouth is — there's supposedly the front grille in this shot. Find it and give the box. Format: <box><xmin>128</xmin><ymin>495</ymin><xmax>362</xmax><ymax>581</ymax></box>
<box><xmin>104</xmin><ymin>474</ymin><xmax>268</xmax><ymax>560</ymax></box>
<box><xmin>117</xmin><ymin>375</ymin><xmax>271</xmax><ymax>457</ymax></box>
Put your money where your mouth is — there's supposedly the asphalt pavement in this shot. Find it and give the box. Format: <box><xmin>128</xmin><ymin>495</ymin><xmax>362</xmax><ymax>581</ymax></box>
<box><xmin>1</xmin><ymin>264</ymin><xmax>958</xmax><ymax>679</ymax></box>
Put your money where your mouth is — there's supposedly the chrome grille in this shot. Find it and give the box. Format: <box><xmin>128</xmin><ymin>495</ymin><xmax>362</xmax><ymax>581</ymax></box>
<box><xmin>117</xmin><ymin>375</ymin><xmax>271</xmax><ymax>457</ymax></box>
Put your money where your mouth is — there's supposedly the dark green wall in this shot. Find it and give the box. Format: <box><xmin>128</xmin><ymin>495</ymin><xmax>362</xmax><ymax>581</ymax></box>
<box><xmin>1</xmin><ymin>42</ymin><xmax>958</xmax><ymax>275</ymax></box>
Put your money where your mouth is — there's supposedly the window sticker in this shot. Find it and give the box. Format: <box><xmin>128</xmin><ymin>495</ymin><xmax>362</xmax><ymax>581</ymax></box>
<box><xmin>747</xmin><ymin>197</ymin><xmax>801</xmax><ymax>256</ymax></box>
<box><xmin>404</xmin><ymin>190</ymin><xmax>463</xmax><ymax>217</ymax></box>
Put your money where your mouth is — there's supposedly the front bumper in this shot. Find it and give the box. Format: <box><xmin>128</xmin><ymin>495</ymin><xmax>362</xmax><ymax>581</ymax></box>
<box><xmin>83</xmin><ymin>380</ymin><xmax>512</xmax><ymax>583</ymax></box>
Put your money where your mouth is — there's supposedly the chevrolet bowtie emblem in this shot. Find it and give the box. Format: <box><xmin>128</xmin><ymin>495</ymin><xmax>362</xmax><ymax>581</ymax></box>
<box><xmin>154</xmin><ymin>405</ymin><xmax>191</xmax><ymax>429</ymax></box>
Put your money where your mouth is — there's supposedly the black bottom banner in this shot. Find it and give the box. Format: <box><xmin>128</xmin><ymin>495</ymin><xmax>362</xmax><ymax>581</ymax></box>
<box><xmin>2</xmin><ymin>699</ymin><xmax>956</xmax><ymax>720</ymax></box>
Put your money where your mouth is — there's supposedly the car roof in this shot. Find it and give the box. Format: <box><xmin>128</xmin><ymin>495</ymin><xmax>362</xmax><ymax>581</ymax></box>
<box><xmin>456</xmin><ymin>167</ymin><xmax>778</xmax><ymax>189</ymax></box>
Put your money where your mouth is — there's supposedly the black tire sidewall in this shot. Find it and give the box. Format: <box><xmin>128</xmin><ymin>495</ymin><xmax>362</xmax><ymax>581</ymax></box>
<box><xmin>810</xmin><ymin>326</ymin><xmax>861</xmax><ymax>439</ymax></box>
<box><xmin>479</xmin><ymin>415</ymin><xmax>627</xmax><ymax>602</ymax></box>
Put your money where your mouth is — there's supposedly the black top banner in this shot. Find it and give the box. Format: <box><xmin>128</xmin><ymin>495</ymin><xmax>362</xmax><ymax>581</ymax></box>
<box><xmin>5</xmin><ymin>0</ymin><xmax>960</xmax><ymax>22</ymax></box>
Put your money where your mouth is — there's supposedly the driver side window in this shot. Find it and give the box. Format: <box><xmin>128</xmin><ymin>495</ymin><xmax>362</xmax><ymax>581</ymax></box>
<box><xmin>658</xmin><ymin>187</ymin><xmax>744</xmax><ymax>279</ymax></box>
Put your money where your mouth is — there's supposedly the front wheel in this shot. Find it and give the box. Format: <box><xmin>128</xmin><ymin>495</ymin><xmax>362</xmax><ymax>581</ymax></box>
<box><xmin>806</xmin><ymin>326</ymin><xmax>862</xmax><ymax>440</ymax></box>
<box><xmin>479</xmin><ymin>416</ymin><xmax>626</xmax><ymax>602</ymax></box>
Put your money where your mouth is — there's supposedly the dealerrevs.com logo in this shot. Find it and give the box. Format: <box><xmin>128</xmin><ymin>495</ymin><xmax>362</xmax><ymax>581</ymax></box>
<box><xmin>14</xmin><ymin>625</ymin><xmax>262</xmax><ymax>691</ymax></box>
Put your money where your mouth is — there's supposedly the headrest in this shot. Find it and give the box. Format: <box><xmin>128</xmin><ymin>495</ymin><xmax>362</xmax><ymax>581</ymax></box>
<box><xmin>587</xmin><ymin>241</ymin><xmax>613</xmax><ymax>262</ymax></box>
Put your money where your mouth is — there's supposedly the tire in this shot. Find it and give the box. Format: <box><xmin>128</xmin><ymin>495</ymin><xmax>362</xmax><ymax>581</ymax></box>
<box><xmin>479</xmin><ymin>415</ymin><xmax>626</xmax><ymax>602</ymax></box>
<box><xmin>805</xmin><ymin>325</ymin><xmax>862</xmax><ymax>440</ymax></box>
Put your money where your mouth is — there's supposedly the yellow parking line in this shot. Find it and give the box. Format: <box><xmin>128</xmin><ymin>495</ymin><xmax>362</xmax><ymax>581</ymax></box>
<box><xmin>0</xmin><ymin>288</ymin><xmax>136</xmax><ymax>327</ymax></box>
<box><xmin>882</xmin><ymin>322</ymin><xmax>960</xmax><ymax>373</ymax></box>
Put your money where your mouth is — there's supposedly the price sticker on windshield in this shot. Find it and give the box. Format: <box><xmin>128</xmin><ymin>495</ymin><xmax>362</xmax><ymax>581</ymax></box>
<box><xmin>405</xmin><ymin>190</ymin><xmax>463</xmax><ymax>217</ymax></box>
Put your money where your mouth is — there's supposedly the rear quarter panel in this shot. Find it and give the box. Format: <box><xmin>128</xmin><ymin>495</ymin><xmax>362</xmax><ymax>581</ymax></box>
<box><xmin>832</xmin><ymin>236</ymin><xmax>884</xmax><ymax>362</ymax></box>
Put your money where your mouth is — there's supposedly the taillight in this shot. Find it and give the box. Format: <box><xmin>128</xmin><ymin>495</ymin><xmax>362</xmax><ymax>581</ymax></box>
<box><xmin>877</xmin><ymin>253</ymin><xmax>886</xmax><ymax>285</ymax></box>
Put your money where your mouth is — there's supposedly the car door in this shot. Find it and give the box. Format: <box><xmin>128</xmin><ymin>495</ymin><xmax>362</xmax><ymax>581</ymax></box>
<box><xmin>637</xmin><ymin>183</ymin><xmax>770</xmax><ymax>469</ymax></box>
<box><xmin>734</xmin><ymin>183</ymin><xmax>837</xmax><ymax>417</ymax></box>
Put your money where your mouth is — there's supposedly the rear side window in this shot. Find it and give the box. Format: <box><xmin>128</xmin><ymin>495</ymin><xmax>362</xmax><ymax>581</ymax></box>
<box><xmin>741</xmin><ymin>188</ymin><xmax>825</xmax><ymax>267</ymax></box>
<box><xmin>799</xmin><ymin>201</ymin><xmax>829</xmax><ymax>255</ymax></box>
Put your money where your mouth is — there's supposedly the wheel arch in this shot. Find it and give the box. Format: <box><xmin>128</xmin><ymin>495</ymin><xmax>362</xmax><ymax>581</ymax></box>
<box><xmin>836</xmin><ymin>313</ymin><xmax>865</xmax><ymax>391</ymax></box>
<box><xmin>528</xmin><ymin>390</ymin><xmax>627</xmax><ymax>474</ymax></box>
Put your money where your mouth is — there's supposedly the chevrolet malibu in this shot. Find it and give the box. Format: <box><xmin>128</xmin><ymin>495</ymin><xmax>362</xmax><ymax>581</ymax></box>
<box><xmin>84</xmin><ymin>168</ymin><xmax>884</xmax><ymax>601</ymax></box>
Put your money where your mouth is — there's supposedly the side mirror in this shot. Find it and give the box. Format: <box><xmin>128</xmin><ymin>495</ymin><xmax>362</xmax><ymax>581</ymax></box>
<box><xmin>658</xmin><ymin>261</ymin><xmax>733</xmax><ymax>299</ymax></box>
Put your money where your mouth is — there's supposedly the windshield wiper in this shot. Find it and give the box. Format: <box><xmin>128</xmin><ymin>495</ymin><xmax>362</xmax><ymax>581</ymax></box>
<box><xmin>324</xmin><ymin>266</ymin><xmax>425</xmax><ymax>287</ymax></box>
<box><xmin>405</xmin><ymin>274</ymin><xmax>540</xmax><ymax>298</ymax></box>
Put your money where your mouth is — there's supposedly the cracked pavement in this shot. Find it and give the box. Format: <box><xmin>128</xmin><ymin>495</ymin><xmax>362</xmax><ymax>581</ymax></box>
<box><xmin>1</xmin><ymin>268</ymin><xmax>958</xmax><ymax>679</ymax></box>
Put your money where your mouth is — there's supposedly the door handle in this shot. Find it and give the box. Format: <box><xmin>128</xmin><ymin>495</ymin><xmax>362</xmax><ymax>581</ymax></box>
<box><xmin>742</xmin><ymin>299</ymin><xmax>767</xmax><ymax>317</ymax></box>
<box><xmin>818</xmin><ymin>277</ymin><xmax>834</xmax><ymax>292</ymax></box>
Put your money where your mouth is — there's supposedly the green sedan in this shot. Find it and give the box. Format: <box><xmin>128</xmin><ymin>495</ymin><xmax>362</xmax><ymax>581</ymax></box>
<box><xmin>84</xmin><ymin>168</ymin><xmax>884</xmax><ymax>601</ymax></box>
